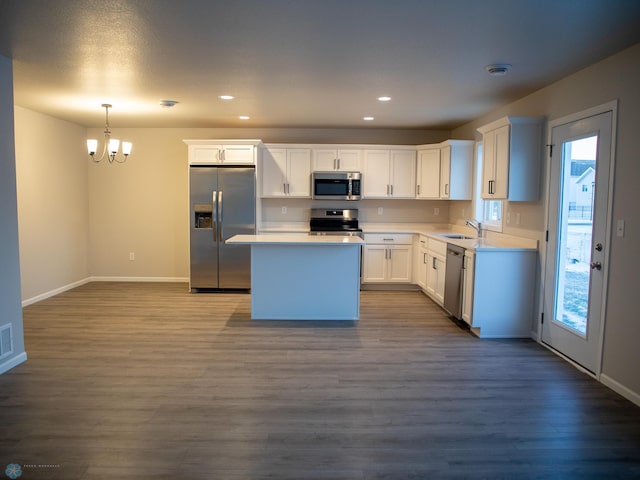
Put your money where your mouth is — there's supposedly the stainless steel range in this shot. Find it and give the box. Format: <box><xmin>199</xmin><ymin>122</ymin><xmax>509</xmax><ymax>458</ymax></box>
<box><xmin>309</xmin><ymin>209</ymin><xmax>363</xmax><ymax>237</ymax></box>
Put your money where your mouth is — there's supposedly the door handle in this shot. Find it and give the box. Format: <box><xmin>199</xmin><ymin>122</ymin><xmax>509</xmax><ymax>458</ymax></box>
<box><xmin>590</xmin><ymin>261</ymin><xmax>602</xmax><ymax>270</ymax></box>
<box><xmin>218</xmin><ymin>191</ymin><xmax>223</xmax><ymax>240</ymax></box>
<box><xmin>212</xmin><ymin>191</ymin><xmax>218</xmax><ymax>241</ymax></box>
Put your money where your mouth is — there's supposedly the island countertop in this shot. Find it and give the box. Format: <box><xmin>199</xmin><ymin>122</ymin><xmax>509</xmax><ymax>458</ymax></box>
<box><xmin>227</xmin><ymin>233</ymin><xmax>364</xmax><ymax>245</ymax></box>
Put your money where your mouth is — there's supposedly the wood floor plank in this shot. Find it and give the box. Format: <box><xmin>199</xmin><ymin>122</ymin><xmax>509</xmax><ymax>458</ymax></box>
<box><xmin>0</xmin><ymin>282</ymin><xmax>639</xmax><ymax>479</ymax></box>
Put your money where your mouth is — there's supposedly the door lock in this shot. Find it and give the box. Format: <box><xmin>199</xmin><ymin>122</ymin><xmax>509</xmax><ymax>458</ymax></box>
<box><xmin>590</xmin><ymin>261</ymin><xmax>602</xmax><ymax>270</ymax></box>
<box><xmin>595</xmin><ymin>243</ymin><xmax>603</xmax><ymax>252</ymax></box>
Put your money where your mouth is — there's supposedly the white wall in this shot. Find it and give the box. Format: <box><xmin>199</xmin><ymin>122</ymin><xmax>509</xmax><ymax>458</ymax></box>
<box><xmin>0</xmin><ymin>55</ymin><xmax>26</xmax><ymax>373</ymax></box>
<box><xmin>15</xmin><ymin>107</ymin><xmax>90</xmax><ymax>303</ymax></box>
<box><xmin>452</xmin><ymin>42</ymin><xmax>640</xmax><ymax>402</ymax></box>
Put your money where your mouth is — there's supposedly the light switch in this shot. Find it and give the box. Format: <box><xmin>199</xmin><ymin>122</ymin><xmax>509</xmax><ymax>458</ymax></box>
<box><xmin>378</xmin><ymin>207</ymin><xmax>383</xmax><ymax>215</ymax></box>
<box><xmin>617</xmin><ymin>219</ymin><xmax>625</xmax><ymax>237</ymax></box>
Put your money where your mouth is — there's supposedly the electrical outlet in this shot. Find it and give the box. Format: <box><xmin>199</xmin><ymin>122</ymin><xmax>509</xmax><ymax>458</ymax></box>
<box><xmin>434</xmin><ymin>207</ymin><xmax>439</xmax><ymax>216</ymax></box>
<box><xmin>461</xmin><ymin>208</ymin><xmax>465</xmax><ymax>217</ymax></box>
<box><xmin>378</xmin><ymin>207</ymin><xmax>384</xmax><ymax>216</ymax></box>
<box><xmin>129</xmin><ymin>252</ymin><xmax>135</xmax><ymax>261</ymax></box>
<box><xmin>506</xmin><ymin>210</ymin><xmax>511</xmax><ymax>224</ymax></box>
<box><xmin>516</xmin><ymin>213</ymin><xmax>521</xmax><ymax>225</ymax></box>
<box><xmin>281</xmin><ymin>206</ymin><xmax>287</xmax><ymax>215</ymax></box>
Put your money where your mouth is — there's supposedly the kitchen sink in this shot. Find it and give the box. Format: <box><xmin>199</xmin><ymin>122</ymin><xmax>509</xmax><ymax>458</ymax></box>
<box><xmin>438</xmin><ymin>233</ymin><xmax>475</xmax><ymax>240</ymax></box>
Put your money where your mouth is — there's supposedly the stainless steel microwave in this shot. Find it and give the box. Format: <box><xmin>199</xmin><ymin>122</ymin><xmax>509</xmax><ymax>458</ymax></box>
<box><xmin>312</xmin><ymin>171</ymin><xmax>362</xmax><ymax>201</ymax></box>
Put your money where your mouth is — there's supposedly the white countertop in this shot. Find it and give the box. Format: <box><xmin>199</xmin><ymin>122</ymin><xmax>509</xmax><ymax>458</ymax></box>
<box><xmin>257</xmin><ymin>223</ymin><xmax>538</xmax><ymax>252</ymax></box>
<box><xmin>227</xmin><ymin>233</ymin><xmax>364</xmax><ymax>245</ymax></box>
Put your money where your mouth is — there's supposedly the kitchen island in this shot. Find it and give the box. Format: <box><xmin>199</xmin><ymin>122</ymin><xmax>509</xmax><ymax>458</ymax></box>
<box><xmin>226</xmin><ymin>234</ymin><xmax>364</xmax><ymax>320</ymax></box>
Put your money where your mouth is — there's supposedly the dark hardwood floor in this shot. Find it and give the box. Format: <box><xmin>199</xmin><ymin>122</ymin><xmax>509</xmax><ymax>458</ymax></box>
<box><xmin>1</xmin><ymin>282</ymin><xmax>639</xmax><ymax>479</ymax></box>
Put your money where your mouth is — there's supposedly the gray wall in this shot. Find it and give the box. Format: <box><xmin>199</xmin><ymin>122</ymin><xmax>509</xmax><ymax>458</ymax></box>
<box><xmin>452</xmin><ymin>42</ymin><xmax>640</xmax><ymax>400</ymax></box>
<box><xmin>0</xmin><ymin>55</ymin><xmax>26</xmax><ymax>373</ymax></box>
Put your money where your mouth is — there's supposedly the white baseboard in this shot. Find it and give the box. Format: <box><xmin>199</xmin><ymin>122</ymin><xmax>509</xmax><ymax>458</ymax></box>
<box><xmin>22</xmin><ymin>277</ymin><xmax>189</xmax><ymax>307</ymax></box>
<box><xmin>0</xmin><ymin>352</ymin><xmax>27</xmax><ymax>375</ymax></box>
<box><xmin>530</xmin><ymin>329</ymin><xmax>540</xmax><ymax>342</ymax></box>
<box><xmin>22</xmin><ymin>277</ymin><xmax>91</xmax><ymax>307</ymax></box>
<box><xmin>600</xmin><ymin>373</ymin><xmax>640</xmax><ymax>407</ymax></box>
<box><xmin>89</xmin><ymin>276</ymin><xmax>189</xmax><ymax>283</ymax></box>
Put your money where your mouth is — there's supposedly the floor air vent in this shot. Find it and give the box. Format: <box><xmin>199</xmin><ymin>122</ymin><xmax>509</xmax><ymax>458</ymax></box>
<box><xmin>0</xmin><ymin>324</ymin><xmax>13</xmax><ymax>360</ymax></box>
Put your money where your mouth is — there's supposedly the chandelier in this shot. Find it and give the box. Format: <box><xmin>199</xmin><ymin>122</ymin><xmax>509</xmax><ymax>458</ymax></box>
<box><xmin>87</xmin><ymin>104</ymin><xmax>132</xmax><ymax>163</ymax></box>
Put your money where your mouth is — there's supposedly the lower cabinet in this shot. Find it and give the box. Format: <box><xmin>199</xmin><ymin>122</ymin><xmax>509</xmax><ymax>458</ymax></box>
<box><xmin>425</xmin><ymin>240</ymin><xmax>446</xmax><ymax>305</ymax></box>
<box><xmin>461</xmin><ymin>251</ymin><xmax>475</xmax><ymax>324</ymax></box>
<box><xmin>362</xmin><ymin>234</ymin><xmax>413</xmax><ymax>283</ymax></box>
<box><xmin>462</xmin><ymin>249</ymin><xmax>537</xmax><ymax>338</ymax></box>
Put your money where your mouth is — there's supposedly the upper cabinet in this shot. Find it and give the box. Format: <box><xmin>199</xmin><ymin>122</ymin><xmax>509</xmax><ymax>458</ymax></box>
<box><xmin>261</xmin><ymin>147</ymin><xmax>311</xmax><ymax>197</ymax></box>
<box><xmin>184</xmin><ymin>139</ymin><xmax>261</xmax><ymax>165</ymax></box>
<box><xmin>416</xmin><ymin>140</ymin><xmax>473</xmax><ymax>200</ymax></box>
<box><xmin>313</xmin><ymin>148</ymin><xmax>361</xmax><ymax>171</ymax></box>
<box><xmin>477</xmin><ymin>116</ymin><xmax>543</xmax><ymax>201</ymax></box>
<box><xmin>363</xmin><ymin>149</ymin><xmax>416</xmax><ymax>198</ymax></box>
<box><xmin>416</xmin><ymin>147</ymin><xmax>441</xmax><ymax>199</ymax></box>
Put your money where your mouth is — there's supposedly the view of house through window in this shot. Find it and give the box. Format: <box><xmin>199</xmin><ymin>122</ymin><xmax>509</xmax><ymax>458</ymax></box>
<box><xmin>555</xmin><ymin>135</ymin><xmax>598</xmax><ymax>334</ymax></box>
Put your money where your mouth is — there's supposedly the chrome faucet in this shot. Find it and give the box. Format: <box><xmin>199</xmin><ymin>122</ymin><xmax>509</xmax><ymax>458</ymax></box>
<box><xmin>466</xmin><ymin>220</ymin><xmax>482</xmax><ymax>238</ymax></box>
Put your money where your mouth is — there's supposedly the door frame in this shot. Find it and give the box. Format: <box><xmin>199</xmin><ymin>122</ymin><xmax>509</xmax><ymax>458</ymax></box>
<box><xmin>539</xmin><ymin>100</ymin><xmax>618</xmax><ymax>378</ymax></box>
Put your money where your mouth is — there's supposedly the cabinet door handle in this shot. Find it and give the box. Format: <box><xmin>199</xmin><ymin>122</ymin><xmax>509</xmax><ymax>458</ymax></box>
<box><xmin>417</xmin><ymin>184</ymin><xmax>421</xmax><ymax>195</ymax></box>
<box><xmin>445</xmin><ymin>183</ymin><xmax>449</xmax><ymax>195</ymax></box>
<box><xmin>432</xmin><ymin>257</ymin><xmax>437</xmax><ymax>269</ymax></box>
<box><xmin>337</xmin><ymin>158</ymin><xmax>340</xmax><ymax>170</ymax></box>
<box><xmin>423</xmin><ymin>253</ymin><xmax>427</xmax><ymax>264</ymax></box>
<box><xmin>488</xmin><ymin>180</ymin><xmax>495</xmax><ymax>195</ymax></box>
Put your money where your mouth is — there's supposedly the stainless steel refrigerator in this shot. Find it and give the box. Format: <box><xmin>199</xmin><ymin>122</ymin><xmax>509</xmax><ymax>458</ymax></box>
<box><xmin>189</xmin><ymin>166</ymin><xmax>255</xmax><ymax>291</ymax></box>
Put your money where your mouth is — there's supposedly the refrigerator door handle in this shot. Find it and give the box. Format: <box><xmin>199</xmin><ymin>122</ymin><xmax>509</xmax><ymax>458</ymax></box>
<box><xmin>212</xmin><ymin>191</ymin><xmax>218</xmax><ymax>241</ymax></box>
<box><xmin>218</xmin><ymin>191</ymin><xmax>223</xmax><ymax>240</ymax></box>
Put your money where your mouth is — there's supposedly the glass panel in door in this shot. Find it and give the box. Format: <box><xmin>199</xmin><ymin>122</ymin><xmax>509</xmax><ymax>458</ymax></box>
<box><xmin>555</xmin><ymin>136</ymin><xmax>597</xmax><ymax>336</ymax></box>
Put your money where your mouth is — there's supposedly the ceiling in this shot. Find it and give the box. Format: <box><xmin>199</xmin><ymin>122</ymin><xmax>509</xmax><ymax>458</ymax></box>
<box><xmin>1</xmin><ymin>0</ymin><xmax>639</xmax><ymax>130</ymax></box>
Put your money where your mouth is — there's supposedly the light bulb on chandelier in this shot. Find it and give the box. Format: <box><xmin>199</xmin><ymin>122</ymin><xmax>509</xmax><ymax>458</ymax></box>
<box><xmin>87</xmin><ymin>104</ymin><xmax>132</xmax><ymax>163</ymax></box>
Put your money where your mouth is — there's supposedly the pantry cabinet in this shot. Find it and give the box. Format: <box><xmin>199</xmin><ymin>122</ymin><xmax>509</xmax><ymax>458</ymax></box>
<box><xmin>261</xmin><ymin>147</ymin><xmax>311</xmax><ymax>197</ymax></box>
<box><xmin>313</xmin><ymin>148</ymin><xmax>361</xmax><ymax>171</ymax></box>
<box><xmin>363</xmin><ymin>149</ymin><xmax>416</xmax><ymax>198</ymax></box>
<box><xmin>362</xmin><ymin>234</ymin><xmax>413</xmax><ymax>283</ymax></box>
<box><xmin>477</xmin><ymin>116</ymin><xmax>543</xmax><ymax>201</ymax></box>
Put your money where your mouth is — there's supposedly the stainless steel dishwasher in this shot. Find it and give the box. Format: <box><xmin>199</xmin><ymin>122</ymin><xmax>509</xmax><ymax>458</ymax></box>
<box><xmin>443</xmin><ymin>243</ymin><xmax>465</xmax><ymax>319</ymax></box>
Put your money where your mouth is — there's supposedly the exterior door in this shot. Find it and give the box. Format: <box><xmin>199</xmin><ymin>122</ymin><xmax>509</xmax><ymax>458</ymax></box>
<box><xmin>542</xmin><ymin>108</ymin><xmax>614</xmax><ymax>373</ymax></box>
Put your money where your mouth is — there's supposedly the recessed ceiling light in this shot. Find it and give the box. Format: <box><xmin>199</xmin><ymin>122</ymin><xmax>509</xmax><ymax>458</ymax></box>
<box><xmin>159</xmin><ymin>100</ymin><xmax>179</xmax><ymax>108</ymax></box>
<box><xmin>363</xmin><ymin>116</ymin><xmax>375</xmax><ymax>121</ymax></box>
<box><xmin>219</xmin><ymin>95</ymin><xmax>235</xmax><ymax>100</ymax></box>
<box><xmin>485</xmin><ymin>64</ymin><xmax>512</xmax><ymax>76</ymax></box>
<box><xmin>239</xmin><ymin>115</ymin><xmax>250</xmax><ymax>120</ymax></box>
<box><xmin>377</xmin><ymin>96</ymin><xmax>391</xmax><ymax>102</ymax></box>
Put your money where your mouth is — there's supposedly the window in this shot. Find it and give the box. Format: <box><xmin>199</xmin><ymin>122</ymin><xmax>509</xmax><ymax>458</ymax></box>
<box><xmin>474</xmin><ymin>142</ymin><xmax>503</xmax><ymax>232</ymax></box>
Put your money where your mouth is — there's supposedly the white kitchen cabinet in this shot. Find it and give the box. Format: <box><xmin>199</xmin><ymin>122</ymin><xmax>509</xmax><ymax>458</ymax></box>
<box><xmin>461</xmin><ymin>251</ymin><xmax>475</xmax><ymax>324</ymax></box>
<box><xmin>477</xmin><ymin>116</ymin><xmax>543</xmax><ymax>201</ymax></box>
<box><xmin>261</xmin><ymin>147</ymin><xmax>311</xmax><ymax>197</ymax></box>
<box><xmin>463</xmin><ymin>249</ymin><xmax>537</xmax><ymax>338</ymax></box>
<box><xmin>184</xmin><ymin>140</ymin><xmax>259</xmax><ymax>165</ymax></box>
<box><xmin>313</xmin><ymin>148</ymin><xmax>361</xmax><ymax>171</ymax></box>
<box><xmin>362</xmin><ymin>233</ymin><xmax>413</xmax><ymax>284</ymax></box>
<box><xmin>424</xmin><ymin>238</ymin><xmax>446</xmax><ymax>305</ymax></box>
<box><xmin>363</xmin><ymin>149</ymin><xmax>416</xmax><ymax>198</ymax></box>
<box><xmin>439</xmin><ymin>140</ymin><xmax>473</xmax><ymax>200</ymax></box>
<box><xmin>415</xmin><ymin>235</ymin><xmax>429</xmax><ymax>290</ymax></box>
<box><xmin>416</xmin><ymin>140</ymin><xmax>473</xmax><ymax>200</ymax></box>
<box><xmin>416</xmin><ymin>147</ymin><xmax>441</xmax><ymax>199</ymax></box>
